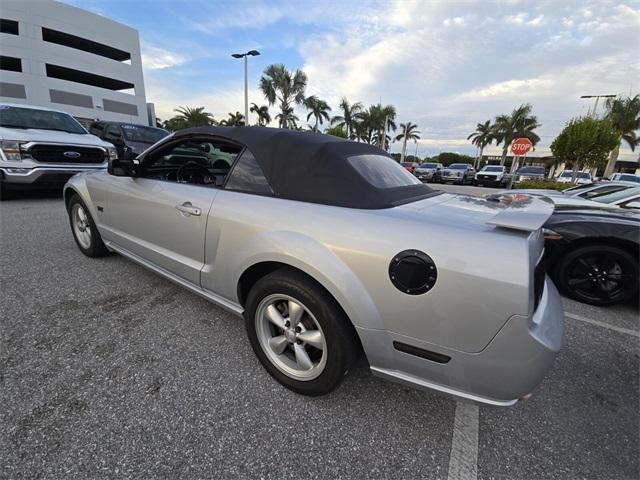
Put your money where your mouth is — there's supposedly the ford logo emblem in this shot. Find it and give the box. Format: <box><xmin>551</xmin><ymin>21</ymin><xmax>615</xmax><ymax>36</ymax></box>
<box><xmin>64</xmin><ymin>151</ymin><xmax>81</xmax><ymax>159</ymax></box>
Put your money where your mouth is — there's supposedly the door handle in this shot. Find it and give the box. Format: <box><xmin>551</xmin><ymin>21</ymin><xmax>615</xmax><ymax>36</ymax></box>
<box><xmin>175</xmin><ymin>202</ymin><xmax>201</xmax><ymax>216</ymax></box>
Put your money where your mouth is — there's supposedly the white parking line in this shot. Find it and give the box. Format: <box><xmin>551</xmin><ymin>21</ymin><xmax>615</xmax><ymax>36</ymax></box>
<box><xmin>565</xmin><ymin>312</ymin><xmax>640</xmax><ymax>338</ymax></box>
<box><xmin>447</xmin><ymin>401</ymin><xmax>479</xmax><ymax>480</ymax></box>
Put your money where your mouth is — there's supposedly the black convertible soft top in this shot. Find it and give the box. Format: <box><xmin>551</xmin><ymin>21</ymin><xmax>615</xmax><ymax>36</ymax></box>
<box><xmin>177</xmin><ymin>126</ymin><xmax>437</xmax><ymax>209</ymax></box>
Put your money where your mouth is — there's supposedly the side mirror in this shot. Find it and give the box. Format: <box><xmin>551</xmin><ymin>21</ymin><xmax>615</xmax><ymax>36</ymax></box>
<box><xmin>108</xmin><ymin>157</ymin><xmax>137</xmax><ymax>177</ymax></box>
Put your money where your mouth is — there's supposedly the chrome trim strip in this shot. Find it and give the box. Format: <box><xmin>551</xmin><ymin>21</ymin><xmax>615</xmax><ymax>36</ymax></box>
<box><xmin>104</xmin><ymin>241</ymin><xmax>244</xmax><ymax>316</ymax></box>
<box><xmin>0</xmin><ymin>166</ymin><xmax>106</xmax><ymax>176</ymax></box>
<box><xmin>23</xmin><ymin>141</ymin><xmax>108</xmax><ymax>153</ymax></box>
<box><xmin>370</xmin><ymin>366</ymin><xmax>519</xmax><ymax>406</ymax></box>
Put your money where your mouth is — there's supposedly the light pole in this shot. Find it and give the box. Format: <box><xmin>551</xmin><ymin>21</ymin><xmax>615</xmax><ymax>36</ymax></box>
<box><xmin>231</xmin><ymin>50</ymin><xmax>260</xmax><ymax>125</ymax></box>
<box><xmin>580</xmin><ymin>94</ymin><xmax>616</xmax><ymax>118</ymax></box>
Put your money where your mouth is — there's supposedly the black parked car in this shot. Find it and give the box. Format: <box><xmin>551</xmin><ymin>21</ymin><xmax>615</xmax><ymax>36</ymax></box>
<box><xmin>543</xmin><ymin>206</ymin><xmax>639</xmax><ymax>306</ymax></box>
<box><xmin>90</xmin><ymin>121</ymin><xmax>169</xmax><ymax>160</ymax></box>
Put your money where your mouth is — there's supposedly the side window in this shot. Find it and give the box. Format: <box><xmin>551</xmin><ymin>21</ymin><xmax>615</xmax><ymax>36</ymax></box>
<box><xmin>225</xmin><ymin>149</ymin><xmax>273</xmax><ymax>194</ymax></box>
<box><xmin>89</xmin><ymin>123</ymin><xmax>103</xmax><ymax>137</ymax></box>
<box><xmin>141</xmin><ymin>138</ymin><xmax>241</xmax><ymax>186</ymax></box>
<box><xmin>105</xmin><ymin>125</ymin><xmax>123</xmax><ymax>143</ymax></box>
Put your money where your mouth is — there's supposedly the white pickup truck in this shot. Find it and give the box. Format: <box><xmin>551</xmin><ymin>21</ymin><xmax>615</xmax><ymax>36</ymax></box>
<box><xmin>0</xmin><ymin>103</ymin><xmax>117</xmax><ymax>200</ymax></box>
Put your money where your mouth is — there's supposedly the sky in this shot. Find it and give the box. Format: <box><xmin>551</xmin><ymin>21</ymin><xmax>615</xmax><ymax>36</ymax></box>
<box><xmin>66</xmin><ymin>0</ymin><xmax>640</xmax><ymax>157</ymax></box>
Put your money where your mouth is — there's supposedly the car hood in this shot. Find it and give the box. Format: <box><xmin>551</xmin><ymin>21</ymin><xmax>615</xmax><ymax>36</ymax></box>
<box><xmin>393</xmin><ymin>192</ymin><xmax>554</xmax><ymax>233</ymax></box>
<box><xmin>0</xmin><ymin>126</ymin><xmax>113</xmax><ymax>148</ymax></box>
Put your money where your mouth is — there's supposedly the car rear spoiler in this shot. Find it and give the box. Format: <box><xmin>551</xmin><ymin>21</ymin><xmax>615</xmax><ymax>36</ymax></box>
<box><xmin>485</xmin><ymin>193</ymin><xmax>554</xmax><ymax>232</ymax></box>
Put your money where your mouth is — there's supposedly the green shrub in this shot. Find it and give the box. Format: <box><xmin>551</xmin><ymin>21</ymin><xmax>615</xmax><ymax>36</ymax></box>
<box><xmin>514</xmin><ymin>180</ymin><xmax>572</xmax><ymax>191</ymax></box>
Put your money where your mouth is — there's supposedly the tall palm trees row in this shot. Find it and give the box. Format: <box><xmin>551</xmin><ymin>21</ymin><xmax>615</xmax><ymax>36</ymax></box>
<box><xmin>468</xmin><ymin>95</ymin><xmax>640</xmax><ymax>174</ymax></box>
<box><xmin>163</xmin><ymin>63</ymin><xmax>422</xmax><ymax>154</ymax></box>
<box><xmin>467</xmin><ymin>104</ymin><xmax>540</xmax><ymax>168</ymax></box>
<box><xmin>163</xmin><ymin>106</ymin><xmax>247</xmax><ymax>129</ymax></box>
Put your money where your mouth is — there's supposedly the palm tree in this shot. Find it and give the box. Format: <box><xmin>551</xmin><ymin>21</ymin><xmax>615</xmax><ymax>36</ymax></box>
<box><xmin>259</xmin><ymin>64</ymin><xmax>307</xmax><ymax>129</ymax></box>
<box><xmin>603</xmin><ymin>95</ymin><xmax>640</xmax><ymax>177</ymax></box>
<box><xmin>219</xmin><ymin>111</ymin><xmax>245</xmax><ymax>126</ymax></box>
<box><xmin>493</xmin><ymin>104</ymin><xmax>540</xmax><ymax>166</ymax></box>
<box><xmin>353</xmin><ymin>104</ymin><xmax>396</xmax><ymax>148</ymax></box>
<box><xmin>467</xmin><ymin>120</ymin><xmax>494</xmax><ymax>168</ymax></box>
<box><xmin>275</xmin><ymin>104</ymin><xmax>300</xmax><ymax>129</ymax></box>
<box><xmin>250</xmin><ymin>103</ymin><xmax>271</xmax><ymax>126</ymax></box>
<box><xmin>370</xmin><ymin>104</ymin><xmax>396</xmax><ymax>150</ymax></box>
<box><xmin>351</xmin><ymin>120</ymin><xmax>369</xmax><ymax>143</ymax></box>
<box><xmin>172</xmin><ymin>106</ymin><xmax>216</xmax><ymax>128</ymax></box>
<box><xmin>395</xmin><ymin>122</ymin><xmax>420</xmax><ymax>163</ymax></box>
<box><xmin>303</xmin><ymin>96</ymin><xmax>332</xmax><ymax>131</ymax></box>
<box><xmin>331</xmin><ymin>98</ymin><xmax>363</xmax><ymax>139</ymax></box>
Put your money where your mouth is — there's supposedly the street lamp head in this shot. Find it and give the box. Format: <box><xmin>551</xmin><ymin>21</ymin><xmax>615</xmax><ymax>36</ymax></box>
<box><xmin>247</xmin><ymin>50</ymin><xmax>260</xmax><ymax>56</ymax></box>
<box><xmin>231</xmin><ymin>53</ymin><xmax>244</xmax><ymax>58</ymax></box>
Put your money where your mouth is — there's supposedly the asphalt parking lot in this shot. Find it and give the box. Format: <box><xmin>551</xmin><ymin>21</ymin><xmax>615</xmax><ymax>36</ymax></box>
<box><xmin>1</xmin><ymin>191</ymin><xmax>638</xmax><ymax>479</ymax></box>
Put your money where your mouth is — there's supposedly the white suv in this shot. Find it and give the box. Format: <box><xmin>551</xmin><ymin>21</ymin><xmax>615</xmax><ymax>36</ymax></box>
<box><xmin>555</xmin><ymin>170</ymin><xmax>592</xmax><ymax>185</ymax></box>
<box><xmin>0</xmin><ymin>103</ymin><xmax>117</xmax><ymax>199</ymax></box>
<box><xmin>474</xmin><ymin>165</ymin><xmax>510</xmax><ymax>187</ymax></box>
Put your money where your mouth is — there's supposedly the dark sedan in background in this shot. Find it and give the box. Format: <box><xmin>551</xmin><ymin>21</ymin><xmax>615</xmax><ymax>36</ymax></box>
<box><xmin>543</xmin><ymin>206</ymin><xmax>639</xmax><ymax>306</ymax></box>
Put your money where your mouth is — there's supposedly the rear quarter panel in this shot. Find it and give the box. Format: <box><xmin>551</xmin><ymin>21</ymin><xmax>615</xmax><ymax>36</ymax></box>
<box><xmin>204</xmin><ymin>190</ymin><xmax>536</xmax><ymax>354</ymax></box>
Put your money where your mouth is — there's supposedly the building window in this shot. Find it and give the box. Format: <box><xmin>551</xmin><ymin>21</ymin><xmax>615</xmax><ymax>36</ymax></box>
<box><xmin>0</xmin><ymin>56</ymin><xmax>22</xmax><ymax>72</ymax></box>
<box><xmin>0</xmin><ymin>19</ymin><xmax>19</xmax><ymax>35</ymax></box>
<box><xmin>0</xmin><ymin>82</ymin><xmax>26</xmax><ymax>99</ymax></box>
<box><xmin>102</xmin><ymin>99</ymin><xmax>138</xmax><ymax>115</ymax></box>
<box><xmin>41</xmin><ymin>27</ymin><xmax>131</xmax><ymax>62</ymax></box>
<box><xmin>45</xmin><ymin>64</ymin><xmax>135</xmax><ymax>93</ymax></box>
<box><xmin>49</xmin><ymin>89</ymin><xmax>94</xmax><ymax>109</ymax></box>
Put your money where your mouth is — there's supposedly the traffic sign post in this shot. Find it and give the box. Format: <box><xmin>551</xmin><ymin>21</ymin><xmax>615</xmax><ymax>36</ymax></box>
<box><xmin>508</xmin><ymin>138</ymin><xmax>533</xmax><ymax>189</ymax></box>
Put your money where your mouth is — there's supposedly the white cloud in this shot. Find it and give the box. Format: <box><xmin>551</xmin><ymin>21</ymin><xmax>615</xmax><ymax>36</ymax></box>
<box><xmin>141</xmin><ymin>43</ymin><xmax>187</xmax><ymax>70</ymax></box>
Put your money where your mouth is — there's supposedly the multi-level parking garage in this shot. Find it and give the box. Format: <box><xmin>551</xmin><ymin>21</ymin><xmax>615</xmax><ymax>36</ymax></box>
<box><xmin>0</xmin><ymin>0</ymin><xmax>151</xmax><ymax>127</ymax></box>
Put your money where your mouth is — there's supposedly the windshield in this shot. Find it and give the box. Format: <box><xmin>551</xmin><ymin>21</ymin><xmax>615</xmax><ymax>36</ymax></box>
<box><xmin>121</xmin><ymin>124</ymin><xmax>169</xmax><ymax>144</ymax></box>
<box><xmin>420</xmin><ymin>163</ymin><xmax>438</xmax><ymax>169</ymax></box>
<box><xmin>0</xmin><ymin>105</ymin><xmax>86</xmax><ymax>134</ymax></box>
<box><xmin>350</xmin><ymin>154</ymin><xmax>421</xmax><ymax>188</ymax></box>
<box><xmin>481</xmin><ymin>166</ymin><xmax>503</xmax><ymax>172</ymax></box>
<box><xmin>448</xmin><ymin>164</ymin><xmax>468</xmax><ymax>169</ymax></box>
<box><xmin>518</xmin><ymin>167</ymin><xmax>544</xmax><ymax>174</ymax></box>
<box><xmin>590</xmin><ymin>187</ymin><xmax>640</xmax><ymax>204</ymax></box>
<box><xmin>564</xmin><ymin>183</ymin><xmax>596</xmax><ymax>193</ymax></box>
<box><xmin>615</xmin><ymin>174</ymin><xmax>640</xmax><ymax>183</ymax></box>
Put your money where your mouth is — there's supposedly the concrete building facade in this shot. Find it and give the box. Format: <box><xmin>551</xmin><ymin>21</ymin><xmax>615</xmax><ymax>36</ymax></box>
<box><xmin>0</xmin><ymin>0</ymin><xmax>149</xmax><ymax>126</ymax></box>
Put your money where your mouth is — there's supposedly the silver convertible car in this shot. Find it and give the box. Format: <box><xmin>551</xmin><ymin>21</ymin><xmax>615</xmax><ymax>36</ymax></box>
<box><xmin>64</xmin><ymin>127</ymin><xmax>563</xmax><ymax>406</ymax></box>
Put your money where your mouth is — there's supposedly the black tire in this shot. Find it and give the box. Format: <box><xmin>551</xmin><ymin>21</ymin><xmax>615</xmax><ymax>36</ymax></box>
<box><xmin>68</xmin><ymin>194</ymin><xmax>109</xmax><ymax>257</ymax></box>
<box><xmin>555</xmin><ymin>244</ymin><xmax>638</xmax><ymax>306</ymax></box>
<box><xmin>244</xmin><ymin>268</ymin><xmax>359</xmax><ymax>396</ymax></box>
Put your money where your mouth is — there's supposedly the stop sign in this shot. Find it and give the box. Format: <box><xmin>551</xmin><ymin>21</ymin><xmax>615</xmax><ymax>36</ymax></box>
<box><xmin>511</xmin><ymin>138</ymin><xmax>533</xmax><ymax>155</ymax></box>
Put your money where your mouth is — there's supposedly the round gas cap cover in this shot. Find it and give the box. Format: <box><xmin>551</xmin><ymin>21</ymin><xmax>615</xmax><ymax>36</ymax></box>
<box><xmin>389</xmin><ymin>250</ymin><xmax>437</xmax><ymax>295</ymax></box>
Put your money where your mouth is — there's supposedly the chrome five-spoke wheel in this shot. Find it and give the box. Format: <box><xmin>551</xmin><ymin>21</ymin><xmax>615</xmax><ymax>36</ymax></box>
<box><xmin>67</xmin><ymin>194</ymin><xmax>109</xmax><ymax>258</ymax></box>
<box><xmin>72</xmin><ymin>203</ymin><xmax>92</xmax><ymax>249</ymax></box>
<box><xmin>255</xmin><ymin>294</ymin><xmax>327</xmax><ymax>381</ymax></box>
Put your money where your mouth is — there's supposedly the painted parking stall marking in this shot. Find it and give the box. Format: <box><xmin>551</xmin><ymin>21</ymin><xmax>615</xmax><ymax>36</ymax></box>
<box><xmin>565</xmin><ymin>312</ymin><xmax>640</xmax><ymax>338</ymax></box>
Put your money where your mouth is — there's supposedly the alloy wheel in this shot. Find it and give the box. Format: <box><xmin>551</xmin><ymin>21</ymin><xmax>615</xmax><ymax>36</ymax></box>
<box><xmin>72</xmin><ymin>203</ymin><xmax>92</xmax><ymax>249</ymax></box>
<box><xmin>255</xmin><ymin>294</ymin><xmax>327</xmax><ymax>381</ymax></box>
<box><xmin>565</xmin><ymin>251</ymin><xmax>635</xmax><ymax>303</ymax></box>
